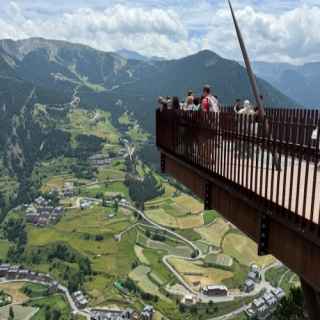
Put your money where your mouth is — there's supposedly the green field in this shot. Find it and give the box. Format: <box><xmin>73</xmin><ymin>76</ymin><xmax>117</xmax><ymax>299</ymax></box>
<box><xmin>195</xmin><ymin>218</ymin><xmax>230</xmax><ymax>247</ymax></box>
<box><xmin>168</xmin><ymin>258</ymin><xmax>233</xmax><ymax>288</ymax></box>
<box><xmin>145</xmin><ymin>209</ymin><xmax>203</xmax><ymax>229</ymax></box>
<box><xmin>29</xmin><ymin>294</ymin><xmax>71</xmax><ymax>320</ymax></box>
<box><xmin>129</xmin><ymin>265</ymin><xmax>168</xmax><ymax>301</ymax></box>
<box><xmin>0</xmin><ymin>159</ymin><xmax>19</xmax><ymax>205</ymax></box>
<box><xmin>0</xmin><ymin>240</ymin><xmax>10</xmax><ymax>260</ymax></box>
<box><xmin>136</xmin><ymin>231</ymin><xmax>193</xmax><ymax>257</ymax></box>
<box><xmin>21</xmin><ymin>283</ymin><xmax>49</xmax><ymax>298</ymax></box>
<box><xmin>97</xmin><ymin>167</ymin><xmax>126</xmax><ymax>180</ymax></box>
<box><xmin>0</xmin><ymin>305</ymin><xmax>37</xmax><ymax>320</ymax></box>
<box><xmin>204</xmin><ymin>253</ymin><xmax>234</xmax><ymax>268</ymax></box>
<box><xmin>80</xmin><ymin>181</ymin><xmax>129</xmax><ymax>198</ymax></box>
<box><xmin>67</xmin><ymin>109</ymin><xmax>119</xmax><ymax>145</ymax></box>
<box><xmin>203</xmin><ymin>210</ymin><xmax>218</xmax><ymax>225</ymax></box>
<box><xmin>222</xmin><ymin>232</ymin><xmax>276</xmax><ymax>268</ymax></box>
<box><xmin>25</xmin><ymin>206</ymin><xmax>139</xmax><ymax>305</ymax></box>
<box><xmin>265</xmin><ymin>266</ymin><xmax>288</xmax><ymax>287</ymax></box>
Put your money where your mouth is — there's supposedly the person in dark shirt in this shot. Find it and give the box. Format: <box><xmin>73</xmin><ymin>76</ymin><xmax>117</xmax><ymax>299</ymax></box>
<box><xmin>171</xmin><ymin>96</ymin><xmax>181</xmax><ymax>110</ymax></box>
<box><xmin>233</xmin><ymin>99</ymin><xmax>242</xmax><ymax>113</ymax></box>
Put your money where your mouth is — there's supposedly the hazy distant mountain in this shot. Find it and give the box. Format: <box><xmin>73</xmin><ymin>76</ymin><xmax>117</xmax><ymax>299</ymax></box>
<box><xmin>116</xmin><ymin>49</ymin><xmax>165</xmax><ymax>62</ymax></box>
<box><xmin>251</xmin><ymin>61</ymin><xmax>320</xmax><ymax>107</ymax></box>
<box><xmin>116</xmin><ymin>49</ymin><xmax>149</xmax><ymax>61</ymax></box>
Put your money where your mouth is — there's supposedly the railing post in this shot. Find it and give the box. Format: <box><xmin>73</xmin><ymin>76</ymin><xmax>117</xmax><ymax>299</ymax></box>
<box><xmin>161</xmin><ymin>153</ymin><xmax>166</xmax><ymax>173</ymax></box>
<box><xmin>258</xmin><ymin>213</ymin><xmax>270</xmax><ymax>256</ymax></box>
<box><xmin>204</xmin><ymin>181</ymin><xmax>211</xmax><ymax>210</ymax></box>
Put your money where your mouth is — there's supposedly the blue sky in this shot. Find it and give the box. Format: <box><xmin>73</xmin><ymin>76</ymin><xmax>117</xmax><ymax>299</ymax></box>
<box><xmin>1</xmin><ymin>0</ymin><xmax>320</xmax><ymax>64</ymax></box>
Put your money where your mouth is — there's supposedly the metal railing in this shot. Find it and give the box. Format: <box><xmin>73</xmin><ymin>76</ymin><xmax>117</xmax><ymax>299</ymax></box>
<box><xmin>156</xmin><ymin>108</ymin><xmax>320</xmax><ymax>231</ymax></box>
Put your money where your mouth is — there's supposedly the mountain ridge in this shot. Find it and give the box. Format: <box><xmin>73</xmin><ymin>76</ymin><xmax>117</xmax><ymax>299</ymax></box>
<box><xmin>249</xmin><ymin>61</ymin><xmax>320</xmax><ymax>107</ymax></box>
<box><xmin>0</xmin><ymin>38</ymin><xmax>297</xmax><ymax>208</ymax></box>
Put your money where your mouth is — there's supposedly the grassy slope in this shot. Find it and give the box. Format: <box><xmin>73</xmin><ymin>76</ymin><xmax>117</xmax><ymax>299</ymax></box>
<box><xmin>29</xmin><ymin>294</ymin><xmax>71</xmax><ymax>320</ymax></box>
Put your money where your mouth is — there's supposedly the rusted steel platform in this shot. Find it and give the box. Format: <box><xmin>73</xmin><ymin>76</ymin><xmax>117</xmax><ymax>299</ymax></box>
<box><xmin>156</xmin><ymin>108</ymin><xmax>320</xmax><ymax>291</ymax></box>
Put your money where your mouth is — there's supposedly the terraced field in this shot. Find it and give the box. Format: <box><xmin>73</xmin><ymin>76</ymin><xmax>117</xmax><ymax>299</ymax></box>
<box><xmin>129</xmin><ymin>265</ymin><xmax>169</xmax><ymax>301</ymax></box>
<box><xmin>204</xmin><ymin>253</ymin><xmax>234</xmax><ymax>268</ymax></box>
<box><xmin>145</xmin><ymin>209</ymin><xmax>204</xmax><ymax>229</ymax></box>
<box><xmin>222</xmin><ymin>232</ymin><xmax>276</xmax><ymax>267</ymax></box>
<box><xmin>168</xmin><ymin>258</ymin><xmax>233</xmax><ymax>289</ymax></box>
<box><xmin>195</xmin><ymin>218</ymin><xmax>230</xmax><ymax>247</ymax></box>
<box><xmin>134</xmin><ymin>245</ymin><xmax>150</xmax><ymax>265</ymax></box>
<box><xmin>0</xmin><ymin>282</ymin><xmax>29</xmax><ymax>304</ymax></box>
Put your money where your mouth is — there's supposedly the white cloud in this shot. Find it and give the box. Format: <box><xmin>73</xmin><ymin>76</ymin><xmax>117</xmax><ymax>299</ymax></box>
<box><xmin>0</xmin><ymin>1</ymin><xmax>319</xmax><ymax>63</ymax></box>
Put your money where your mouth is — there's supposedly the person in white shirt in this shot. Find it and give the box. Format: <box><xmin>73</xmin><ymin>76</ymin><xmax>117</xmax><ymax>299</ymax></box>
<box><xmin>237</xmin><ymin>100</ymin><xmax>256</xmax><ymax>115</ymax></box>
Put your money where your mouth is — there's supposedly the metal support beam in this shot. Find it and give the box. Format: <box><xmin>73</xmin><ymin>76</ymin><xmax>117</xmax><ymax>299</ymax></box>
<box><xmin>258</xmin><ymin>213</ymin><xmax>270</xmax><ymax>256</ymax></box>
<box><xmin>161</xmin><ymin>153</ymin><xmax>166</xmax><ymax>173</ymax></box>
<box><xmin>204</xmin><ymin>181</ymin><xmax>211</xmax><ymax>210</ymax></box>
<box><xmin>301</xmin><ymin>278</ymin><xmax>320</xmax><ymax>320</ymax></box>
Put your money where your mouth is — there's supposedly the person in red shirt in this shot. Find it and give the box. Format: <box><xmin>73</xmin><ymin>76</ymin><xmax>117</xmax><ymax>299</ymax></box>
<box><xmin>201</xmin><ymin>85</ymin><xmax>219</xmax><ymax>113</ymax></box>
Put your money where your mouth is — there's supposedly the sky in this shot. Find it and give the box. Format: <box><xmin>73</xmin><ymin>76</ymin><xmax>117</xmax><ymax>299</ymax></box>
<box><xmin>0</xmin><ymin>0</ymin><xmax>320</xmax><ymax>64</ymax></box>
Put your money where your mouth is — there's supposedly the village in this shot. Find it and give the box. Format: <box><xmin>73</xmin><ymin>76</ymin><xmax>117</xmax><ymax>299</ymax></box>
<box><xmin>0</xmin><ymin>263</ymin><xmax>155</xmax><ymax>320</ymax></box>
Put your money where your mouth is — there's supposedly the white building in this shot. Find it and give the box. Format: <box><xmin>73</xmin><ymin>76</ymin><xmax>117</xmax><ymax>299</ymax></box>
<box><xmin>202</xmin><ymin>285</ymin><xmax>228</xmax><ymax>296</ymax></box>
<box><xmin>271</xmin><ymin>287</ymin><xmax>286</xmax><ymax>301</ymax></box>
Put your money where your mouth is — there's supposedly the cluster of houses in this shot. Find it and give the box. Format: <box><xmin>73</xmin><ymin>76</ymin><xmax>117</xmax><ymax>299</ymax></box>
<box><xmin>90</xmin><ymin>305</ymin><xmax>154</xmax><ymax>320</ymax></box>
<box><xmin>201</xmin><ymin>285</ymin><xmax>229</xmax><ymax>297</ymax></box>
<box><xmin>0</xmin><ymin>264</ymin><xmax>59</xmax><ymax>292</ymax></box>
<box><xmin>246</xmin><ymin>287</ymin><xmax>286</xmax><ymax>319</ymax></box>
<box><xmin>80</xmin><ymin>198</ymin><xmax>97</xmax><ymax>210</ymax></box>
<box><xmin>243</xmin><ymin>264</ymin><xmax>262</xmax><ymax>293</ymax></box>
<box><xmin>89</xmin><ymin>154</ymin><xmax>112</xmax><ymax>168</ymax></box>
<box><xmin>73</xmin><ymin>290</ymin><xmax>89</xmax><ymax>309</ymax></box>
<box><xmin>25</xmin><ymin>196</ymin><xmax>64</xmax><ymax>227</ymax></box>
<box><xmin>63</xmin><ymin>182</ymin><xmax>76</xmax><ymax>197</ymax></box>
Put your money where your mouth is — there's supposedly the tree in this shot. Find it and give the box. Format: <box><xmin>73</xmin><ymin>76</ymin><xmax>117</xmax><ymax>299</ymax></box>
<box><xmin>274</xmin><ymin>287</ymin><xmax>307</xmax><ymax>320</ymax></box>
<box><xmin>51</xmin><ymin>309</ymin><xmax>62</xmax><ymax>320</ymax></box>
<box><xmin>102</xmin><ymin>196</ymin><xmax>107</xmax><ymax>207</ymax></box>
<box><xmin>95</xmin><ymin>192</ymin><xmax>104</xmax><ymax>199</ymax></box>
<box><xmin>9</xmin><ymin>306</ymin><xmax>14</xmax><ymax>320</ymax></box>
<box><xmin>179</xmin><ymin>304</ymin><xmax>186</xmax><ymax>313</ymax></box>
<box><xmin>0</xmin><ymin>192</ymin><xmax>5</xmax><ymax>210</ymax></box>
<box><xmin>113</xmin><ymin>200</ymin><xmax>119</xmax><ymax>213</ymax></box>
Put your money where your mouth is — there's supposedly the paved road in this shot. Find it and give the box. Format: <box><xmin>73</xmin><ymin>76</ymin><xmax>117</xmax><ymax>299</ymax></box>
<box><xmin>208</xmin><ymin>305</ymin><xmax>248</xmax><ymax>320</ymax></box>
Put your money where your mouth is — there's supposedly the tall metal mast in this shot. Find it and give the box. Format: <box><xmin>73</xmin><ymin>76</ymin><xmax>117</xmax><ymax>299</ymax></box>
<box><xmin>228</xmin><ymin>0</ymin><xmax>265</xmax><ymax>120</ymax></box>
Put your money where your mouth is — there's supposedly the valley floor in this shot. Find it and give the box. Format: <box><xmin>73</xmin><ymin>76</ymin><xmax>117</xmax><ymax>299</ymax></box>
<box><xmin>0</xmin><ymin>107</ymin><xmax>298</xmax><ymax>320</ymax></box>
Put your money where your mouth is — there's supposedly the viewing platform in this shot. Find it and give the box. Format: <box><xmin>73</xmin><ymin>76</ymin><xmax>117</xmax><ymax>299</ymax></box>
<box><xmin>156</xmin><ymin>107</ymin><xmax>320</xmax><ymax>302</ymax></box>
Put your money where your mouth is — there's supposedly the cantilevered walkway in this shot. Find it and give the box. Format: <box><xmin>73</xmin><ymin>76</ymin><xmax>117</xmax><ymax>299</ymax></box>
<box><xmin>156</xmin><ymin>108</ymin><xmax>320</xmax><ymax>318</ymax></box>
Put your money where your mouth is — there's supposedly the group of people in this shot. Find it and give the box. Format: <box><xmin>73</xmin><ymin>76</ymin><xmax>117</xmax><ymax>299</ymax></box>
<box><xmin>158</xmin><ymin>85</ymin><xmax>220</xmax><ymax>113</ymax></box>
<box><xmin>158</xmin><ymin>84</ymin><xmax>260</xmax><ymax>117</ymax></box>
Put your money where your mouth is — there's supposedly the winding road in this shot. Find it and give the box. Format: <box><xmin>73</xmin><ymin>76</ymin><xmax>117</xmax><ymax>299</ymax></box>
<box><xmin>69</xmin><ymin>196</ymin><xmax>283</xmax><ymax>319</ymax></box>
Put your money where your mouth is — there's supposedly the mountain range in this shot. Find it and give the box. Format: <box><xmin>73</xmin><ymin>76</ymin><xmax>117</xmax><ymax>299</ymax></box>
<box><xmin>0</xmin><ymin>37</ymin><xmax>296</xmax><ymax>207</ymax></box>
<box><xmin>251</xmin><ymin>61</ymin><xmax>320</xmax><ymax>107</ymax></box>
